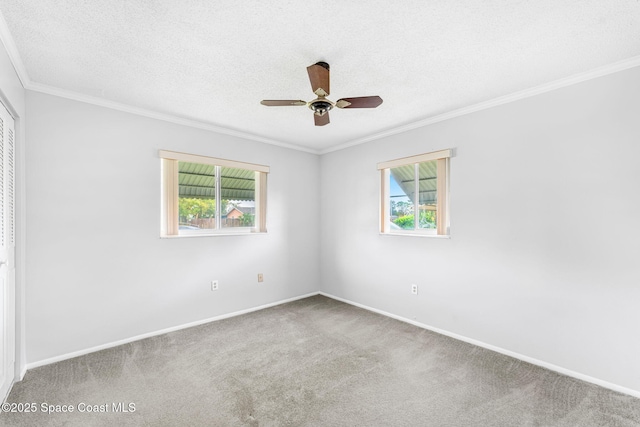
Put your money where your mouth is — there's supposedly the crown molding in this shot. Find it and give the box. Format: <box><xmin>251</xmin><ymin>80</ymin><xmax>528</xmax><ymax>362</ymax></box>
<box><xmin>26</xmin><ymin>82</ymin><xmax>320</xmax><ymax>154</ymax></box>
<box><xmin>320</xmin><ymin>55</ymin><xmax>640</xmax><ymax>154</ymax></box>
<box><xmin>2</xmin><ymin>10</ymin><xmax>639</xmax><ymax>157</ymax></box>
<box><xmin>0</xmin><ymin>13</ymin><xmax>319</xmax><ymax>155</ymax></box>
<box><xmin>24</xmin><ymin>54</ymin><xmax>640</xmax><ymax>156</ymax></box>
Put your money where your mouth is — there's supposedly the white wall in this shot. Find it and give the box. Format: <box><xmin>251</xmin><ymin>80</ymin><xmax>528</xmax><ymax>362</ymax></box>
<box><xmin>25</xmin><ymin>91</ymin><xmax>320</xmax><ymax>364</ymax></box>
<box><xmin>320</xmin><ymin>66</ymin><xmax>640</xmax><ymax>393</ymax></box>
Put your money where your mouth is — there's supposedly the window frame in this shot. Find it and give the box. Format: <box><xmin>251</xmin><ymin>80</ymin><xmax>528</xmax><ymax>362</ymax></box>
<box><xmin>159</xmin><ymin>150</ymin><xmax>269</xmax><ymax>237</ymax></box>
<box><xmin>378</xmin><ymin>149</ymin><xmax>451</xmax><ymax>237</ymax></box>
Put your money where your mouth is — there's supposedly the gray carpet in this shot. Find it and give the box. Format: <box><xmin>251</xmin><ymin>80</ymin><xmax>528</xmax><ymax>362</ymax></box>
<box><xmin>2</xmin><ymin>295</ymin><xmax>639</xmax><ymax>426</ymax></box>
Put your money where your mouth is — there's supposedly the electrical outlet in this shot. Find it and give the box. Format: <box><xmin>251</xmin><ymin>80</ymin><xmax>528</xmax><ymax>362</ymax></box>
<box><xmin>257</xmin><ymin>273</ymin><xmax>264</xmax><ymax>283</ymax></box>
<box><xmin>211</xmin><ymin>280</ymin><xmax>219</xmax><ymax>291</ymax></box>
<box><xmin>411</xmin><ymin>284</ymin><xmax>418</xmax><ymax>295</ymax></box>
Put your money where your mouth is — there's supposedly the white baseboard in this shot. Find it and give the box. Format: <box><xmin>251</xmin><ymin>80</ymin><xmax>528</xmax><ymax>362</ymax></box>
<box><xmin>26</xmin><ymin>292</ymin><xmax>320</xmax><ymax>370</ymax></box>
<box><xmin>23</xmin><ymin>291</ymin><xmax>640</xmax><ymax>399</ymax></box>
<box><xmin>319</xmin><ymin>292</ymin><xmax>640</xmax><ymax>399</ymax></box>
<box><xmin>3</xmin><ymin>363</ymin><xmax>26</xmax><ymax>404</ymax></box>
<box><xmin>2</xmin><ymin>382</ymin><xmax>12</xmax><ymax>404</ymax></box>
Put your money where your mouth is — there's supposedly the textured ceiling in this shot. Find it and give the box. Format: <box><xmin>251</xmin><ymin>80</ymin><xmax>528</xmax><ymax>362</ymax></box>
<box><xmin>1</xmin><ymin>1</ymin><xmax>639</xmax><ymax>153</ymax></box>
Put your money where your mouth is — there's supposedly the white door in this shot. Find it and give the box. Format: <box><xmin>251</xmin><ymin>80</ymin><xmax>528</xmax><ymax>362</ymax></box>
<box><xmin>0</xmin><ymin>101</ymin><xmax>15</xmax><ymax>401</ymax></box>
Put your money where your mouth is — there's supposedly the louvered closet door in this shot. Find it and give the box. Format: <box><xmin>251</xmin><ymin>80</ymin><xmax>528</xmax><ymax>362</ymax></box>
<box><xmin>0</xmin><ymin>101</ymin><xmax>15</xmax><ymax>401</ymax></box>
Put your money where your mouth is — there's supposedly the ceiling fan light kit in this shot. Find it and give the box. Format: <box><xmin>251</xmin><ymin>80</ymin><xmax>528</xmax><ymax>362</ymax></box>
<box><xmin>260</xmin><ymin>61</ymin><xmax>383</xmax><ymax>126</ymax></box>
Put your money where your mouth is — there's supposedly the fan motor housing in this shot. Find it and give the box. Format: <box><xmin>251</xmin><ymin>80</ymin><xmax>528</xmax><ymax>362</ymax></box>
<box><xmin>309</xmin><ymin>98</ymin><xmax>334</xmax><ymax>116</ymax></box>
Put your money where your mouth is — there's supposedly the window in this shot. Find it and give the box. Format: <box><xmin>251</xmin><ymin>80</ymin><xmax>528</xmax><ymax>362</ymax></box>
<box><xmin>378</xmin><ymin>149</ymin><xmax>451</xmax><ymax>236</ymax></box>
<box><xmin>160</xmin><ymin>150</ymin><xmax>268</xmax><ymax>236</ymax></box>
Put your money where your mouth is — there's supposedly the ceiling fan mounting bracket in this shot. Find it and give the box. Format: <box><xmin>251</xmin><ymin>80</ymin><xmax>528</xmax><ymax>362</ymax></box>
<box><xmin>309</xmin><ymin>97</ymin><xmax>334</xmax><ymax>116</ymax></box>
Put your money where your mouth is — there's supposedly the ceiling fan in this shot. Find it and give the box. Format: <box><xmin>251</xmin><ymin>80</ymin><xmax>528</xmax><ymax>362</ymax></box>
<box><xmin>260</xmin><ymin>61</ymin><xmax>383</xmax><ymax>126</ymax></box>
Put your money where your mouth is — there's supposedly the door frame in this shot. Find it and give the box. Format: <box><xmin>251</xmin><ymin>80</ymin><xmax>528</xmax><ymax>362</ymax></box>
<box><xmin>0</xmin><ymin>89</ymin><xmax>21</xmax><ymax>403</ymax></box>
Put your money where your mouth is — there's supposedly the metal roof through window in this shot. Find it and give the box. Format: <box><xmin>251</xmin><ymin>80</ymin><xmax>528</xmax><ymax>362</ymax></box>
<box><xmin>178</xmin><ymin>162</ymin><xmax>256</xmax><ymax>201</ymax></box>
<box><xmin>389</xmin><ymin>160</ymin><xmax>438</xmax><ymax>205</ymax></box>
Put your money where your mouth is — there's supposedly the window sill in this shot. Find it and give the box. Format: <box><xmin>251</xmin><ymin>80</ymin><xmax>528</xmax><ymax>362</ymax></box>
<box><xmin>161</xmin><ymin>231</ymin><xmax>267</xmax><ymax>238</ymax></box>
<box><xmin>379</xmin><ymin>232</ymin><xmax>450</xmax><ymax>239</ymax></box>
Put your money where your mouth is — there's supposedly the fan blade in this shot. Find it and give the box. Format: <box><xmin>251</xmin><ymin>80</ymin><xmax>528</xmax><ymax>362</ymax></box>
<box><xmin>261</xmin><ymin>100</ymin><xmax>307</xmax><ymax>106</ymax></box>
<box><xmin>307</xmin><ymin>62</ymin><xmax>330</xmax><ymax>97</ymax></box>
<box><xmin>335</xmin><ymin>96</ymin><xmax>383</xmax><ymax>109</ymax></box>
<box><xmin>314</xmin><ymin>112</ymin><xmax>330</xmax><ymax>126</ymax></box>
